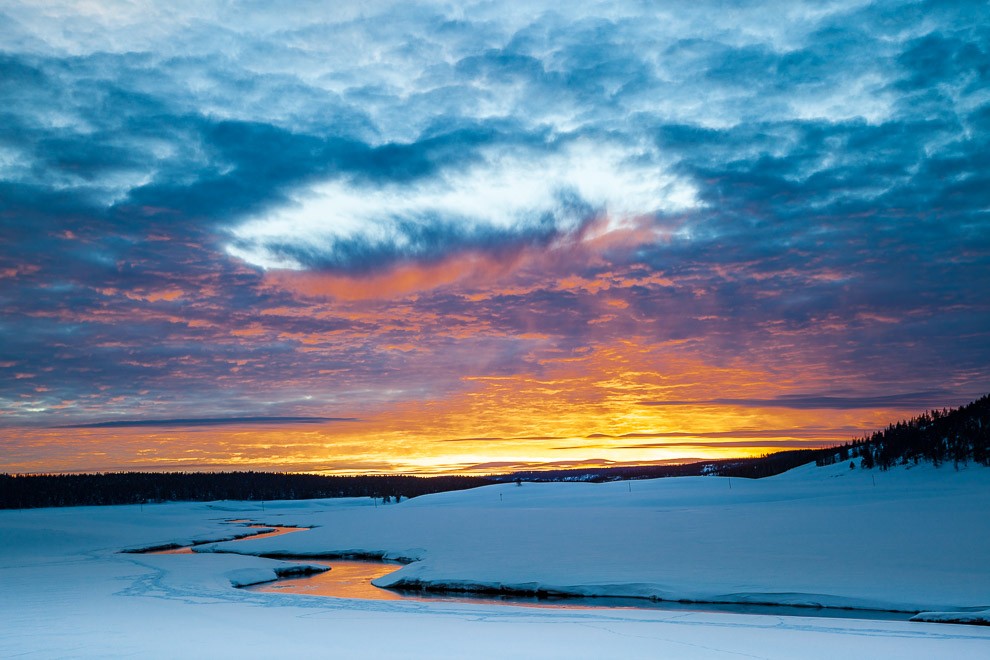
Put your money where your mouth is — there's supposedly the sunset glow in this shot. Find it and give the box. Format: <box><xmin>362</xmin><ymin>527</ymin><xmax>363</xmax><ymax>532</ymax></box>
<box><xmin>2</xmin><ymin>0</ymin><xmax>988</xmax><ymax>475</ymax></box>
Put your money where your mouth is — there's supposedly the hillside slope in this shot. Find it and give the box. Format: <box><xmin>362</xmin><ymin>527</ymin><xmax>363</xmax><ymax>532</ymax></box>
<box><xmin>207</xmin><ymin>460</ymin><xmax>990</xmax><ymax>616</ymax></box>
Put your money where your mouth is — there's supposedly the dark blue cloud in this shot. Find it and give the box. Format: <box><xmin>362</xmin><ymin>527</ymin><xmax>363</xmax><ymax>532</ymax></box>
<box><xmin>616</xmin><ymin>441</ymin><xmax>836</xmax><ymax>450</ymax></box>
<box><xmin>639</xmin><ymin>392</ymin><xmax>963</xmax><ymax>410</ymax></box>
<box><xmin>59</xmin><ymin>416</ymin><xmax>355</xmax><ymax>429</ymax></box>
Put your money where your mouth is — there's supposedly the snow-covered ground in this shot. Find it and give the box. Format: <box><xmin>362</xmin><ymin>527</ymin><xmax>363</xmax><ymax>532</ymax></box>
<box><xmin>2</xmin><ymin>462</ymin><xmax>989</xmax><ymax>658</ymax></box>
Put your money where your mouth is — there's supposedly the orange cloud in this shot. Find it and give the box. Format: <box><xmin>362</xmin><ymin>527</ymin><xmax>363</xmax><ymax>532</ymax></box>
<box><xmin>265</xmin><ymin>250</ymin><xmax>524</xmax><ymax>301</ymax></box>
<box><xmin>262</xmin><ymin>224</ymin><xmax>684</xmax><ymax>303</ymax></box>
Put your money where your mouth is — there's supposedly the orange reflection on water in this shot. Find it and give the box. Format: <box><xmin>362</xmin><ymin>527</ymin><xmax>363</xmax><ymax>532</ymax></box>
<box><xmin>147</xmin><ymin>524</ymin><xmax>306</xmax><ymax>554</ymax></box>
<box><xmin>152</xmin><ymin>546</ymin><xmax>195</xmax><ymax>555</ymax></box>
<box><xmin>238</xmin><ymin>525</ymin><xmax>308</xmax><ymax>541</ymax></box>
<box><xmin>251</xmin><ymin>560</ymin><xmax>405</xmax><ymax>600</ymax></box>
<box><xmin>248</xmin><ymin>559</ymin><xmax>602</xmax><ymax>608</ymax></box>
<box><xmin>250</xmin><ymin>561</ymin><xmax>606</xmax><ymax>608</ymax></box>
<box><xmin>243</xmin><ymin>558</ymin><xmax>915</xmax><ymax>619</ymax></box>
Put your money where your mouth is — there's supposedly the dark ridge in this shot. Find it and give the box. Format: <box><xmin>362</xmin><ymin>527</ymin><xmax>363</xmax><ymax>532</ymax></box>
<box><xmin>486</xmin><ymin>450</ymin><xmax>832</xmax><ymax>483</ymax></box>
<box><xmin>0</xmin><ymin>472</ymin><xmax>490</xmax><ymax>509</ymax></box>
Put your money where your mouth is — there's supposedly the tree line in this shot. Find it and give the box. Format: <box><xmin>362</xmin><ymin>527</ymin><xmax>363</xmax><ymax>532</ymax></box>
<box><xmin>496</xmin><ymin>394</ymin><xmax>990</xmax><ymax>482</ymax></box>
<box><xmin>3</xmin><ymin>395</ymin><xmax>987</xmax><ymax>508</ymax></box>
<box><xmin>0</xmin><ymin>471</ymin><xmax>491</xmax><ymax>509</ymax></box>
<box><xmin>814</xmin><ymin>393</ymin><xmax>990</xmax><ymax>471</ymax></box>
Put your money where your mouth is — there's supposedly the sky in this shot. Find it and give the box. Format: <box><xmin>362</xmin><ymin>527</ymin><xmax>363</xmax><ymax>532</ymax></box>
<box><xmin>1</xmin><ymin>0</ymin><xmax>989</xmax><ymax>475</ymax></box>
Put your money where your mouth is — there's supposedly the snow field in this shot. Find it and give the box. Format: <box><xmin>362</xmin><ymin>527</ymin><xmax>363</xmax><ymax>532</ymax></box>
<box><xmin>2</xmin><ymin>461</ymin><xmax>989</xmax><ymax>658</ymax></box>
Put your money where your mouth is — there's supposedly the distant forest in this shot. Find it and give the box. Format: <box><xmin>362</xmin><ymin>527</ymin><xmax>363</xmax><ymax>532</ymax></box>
<box><xmin>0</xmin><ymin>472</ymin><xmax>489</xmax><ymax>510</ymax></box>
<box><xmin>2</xmin><ymin>394</ymin><xmax>987</xmax><ymax>509</ymax></box>
<box><xmin>815</xmin><ymin>393</ymin><xmax>990</xmax><ymax>471</ymax></box>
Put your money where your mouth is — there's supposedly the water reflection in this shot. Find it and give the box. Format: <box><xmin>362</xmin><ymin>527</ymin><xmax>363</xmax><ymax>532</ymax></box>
<box><xmin>236</xmin><ymin>524</ymin><xmax>307</xmax><ymax>542</ymax></box>
<box><xmin>145</xmin><ymin>524</ymin><xmax>306</xmax><ymax>555</ymax></box>
<box><xmin>152</xmin><ymin>545</ymin><xmax>195</xmax><ymax>555</ymax></box>
<box><xmin>140</xmin><ymin>525</ymin><xmax>911</xmax><ymax>621</ymax></box>
<box><xmin>248</xmin><ymin>559</ymin><xmax>911</xmax><ymax>621</ymax></box>
<box><xmin>250</xmin><ymin>560</ymin><xmax>406</xmax><ymax>600</ymax></box>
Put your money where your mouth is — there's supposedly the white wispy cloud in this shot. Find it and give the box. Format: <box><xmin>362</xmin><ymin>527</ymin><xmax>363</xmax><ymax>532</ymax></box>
<box><xmin>226</xmin><ymin>140</ymin><xmax>700</xmax><ymax>270</ymax></box>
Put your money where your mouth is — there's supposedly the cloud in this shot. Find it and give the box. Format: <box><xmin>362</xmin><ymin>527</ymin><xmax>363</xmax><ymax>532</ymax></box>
<box><xmin>616</xmin><ymin>441</ymin><xmax>838</xmax><ymax>450</ymax></box>
<box><xmin>225</xmin><ymin>139</ymin><xmax>699</xmax><ymax>271</ymax></box>
<box><xmin>58</xmin><ymin>416</ymin><xmax>357</xmax><ymax>429</ymax></box>
<box><xmin>595</xmin><ymin>427</ymin><xmax>869</xmax><ymax>439</ymax></box>
<box><xmin>1</xmin><ymin>0</ymin><xmax>988</xmax><ymax>474</ymax></box>
<box><xmin>439</xmin><ymin>436</ymin><xmax>506</xmax><ymax>443</ymax></box>
<box><xmin>450</xmin><ymin>457</ymin><xmax>708</xmax><ymax>474</ymax></box>
<box><xmin>638</xmin><ymin>392</ymin><xmax>959</xmax><ymax>410</ymax></box>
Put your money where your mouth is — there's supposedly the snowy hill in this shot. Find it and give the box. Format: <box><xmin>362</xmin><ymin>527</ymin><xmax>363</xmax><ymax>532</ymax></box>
<box><xmin>205</xmin><ymin>461</ymin><xmax>990</xmax><ymax>615</ymax></box>
<box><xmin>2</xmin><ymin>460</ymin><xmax>988</xmax><ymax>658</ymax></box>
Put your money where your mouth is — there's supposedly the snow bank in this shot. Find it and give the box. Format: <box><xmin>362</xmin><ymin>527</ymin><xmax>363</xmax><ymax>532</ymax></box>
<box><xmin>210</xmin><ymin>462</ymin><xmax>990</xmax><ymax>614</ymax></box>
<box><xmin>227</xmin><ymin>563</ymin><xmax>329</xmax><ymax>588</ymax></box>
<box><xmin>912</xmin><ymin>609</ymin><xmax>990</xmax><ymax>625</ymax></box>
<box><xmin>3</xmin><ymin>463</ymin><xmax>990</xmax><ymax>658</ymax></box>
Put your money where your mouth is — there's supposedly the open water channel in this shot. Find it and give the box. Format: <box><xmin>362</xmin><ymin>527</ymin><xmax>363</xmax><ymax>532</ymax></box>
<box><xmin>144</xmin><ymin>520</ymin><xmax>912</xmax><ymax>621</ymax></box>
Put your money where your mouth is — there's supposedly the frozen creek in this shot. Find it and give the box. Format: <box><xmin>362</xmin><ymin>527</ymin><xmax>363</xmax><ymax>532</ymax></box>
<box><xmin>141</xmin><ymin>519</ymin><xmax>911</xmax><ymax>619</ymax></box>
<box><xmin>4</xmin><ymin>462</ymin><xmax>989</xmax><ymax>658</ymax></box>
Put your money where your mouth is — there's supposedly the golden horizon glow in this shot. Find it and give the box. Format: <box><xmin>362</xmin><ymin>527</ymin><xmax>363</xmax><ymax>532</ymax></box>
<box><xmin>3</xmin><ymin>288</ymin><xmax>962</xmax><ymax>476</ymax></box>
<box><xmin>3</xmin><ymin>342</ymin><xmax>921</xmax><ymax>476</ymax></box>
